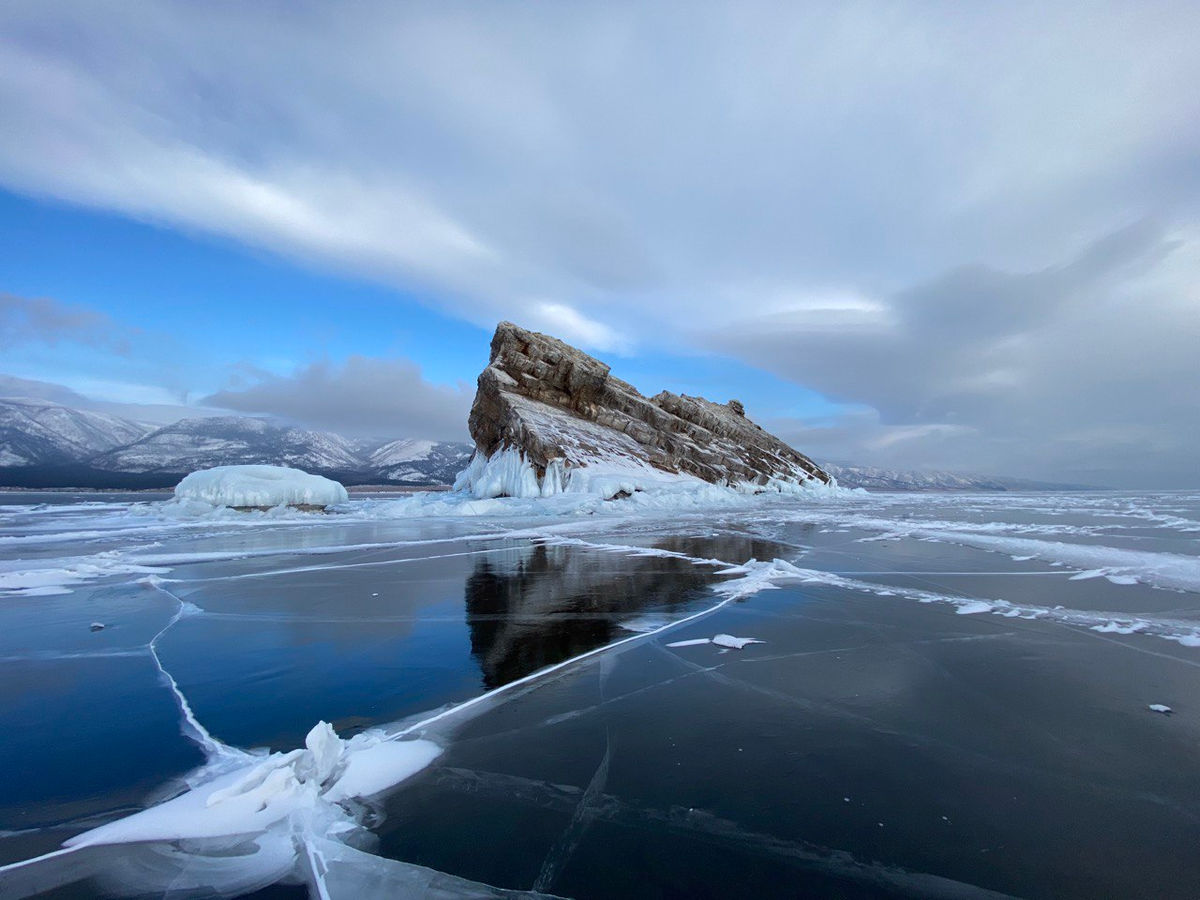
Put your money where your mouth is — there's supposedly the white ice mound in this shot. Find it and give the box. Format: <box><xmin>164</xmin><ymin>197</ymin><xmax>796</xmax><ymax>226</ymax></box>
<box><xmin>174</xmin><ymin>464</ymin><xmax>349</xmax><ymax>509</ymax></box>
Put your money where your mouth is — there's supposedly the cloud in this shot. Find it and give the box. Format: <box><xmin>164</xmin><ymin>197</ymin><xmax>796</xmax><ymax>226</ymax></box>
<box><xmin>0</xmin><ymin>3</ymin><xmax>1198</xmax><ymax>481</ymax></box>
<box><xmin>719</xmin><ymin>223</ymin><xmax>1200</xmax><ymax>487</ymax></box>
<box><xmin>0</xmin><ymin>293</ymin><xmax>130</xmax><ymax>352</ymax></box>
<box><xmin>204</xmin><ymin>357</ymin><xmax>472</xmax><ymax>441</ymax></box>
<box><xmin>0</xmin><ymin>373</ymin><xmax>219</xmax><ymax>424</ymax></box>
<box><xmin>526</xmin><ymin>303</ymin><xmax>628</xmax><ymax>354</ymax></box>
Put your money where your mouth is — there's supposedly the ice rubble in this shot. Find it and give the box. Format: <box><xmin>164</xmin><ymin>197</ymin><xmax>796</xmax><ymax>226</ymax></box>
<box><xmin>174</xmin><ymin>464</ymin><xmax>349</xmax><ymax>510</ymax></box>
<box><xmin>0</xmin><ymin>722</ymin><xmax>445</xmax><ymax>897</ymax></box>
<box><xmin>65</xmin><ymin>722</ymin><xmax>440</xmax><ymax>849</ymax></box>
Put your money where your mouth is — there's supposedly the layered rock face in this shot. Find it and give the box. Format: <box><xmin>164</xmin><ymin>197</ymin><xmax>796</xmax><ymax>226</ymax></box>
<box><xmin>459</xmin><ymin>322</ymin><xmax>831</xmax><ymax>498</ymax></box>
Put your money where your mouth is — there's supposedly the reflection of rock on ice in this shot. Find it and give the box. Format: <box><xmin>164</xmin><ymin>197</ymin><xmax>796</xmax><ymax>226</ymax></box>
<box><xmin>1</xmin><ymin>722</ymin><xmax>441</xmax><ymax>898</ymax></box>
<box><xmin>465</xmin><ymin>541</ymin><xmax>714</xmax><ymax>688</ymax></box>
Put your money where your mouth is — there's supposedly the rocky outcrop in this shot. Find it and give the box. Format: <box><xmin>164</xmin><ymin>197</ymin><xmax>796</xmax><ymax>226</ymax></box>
<box><xmin>459</xmin><ymin>322</ymin><xmax>831</xmax><ymax>497</ymax></box>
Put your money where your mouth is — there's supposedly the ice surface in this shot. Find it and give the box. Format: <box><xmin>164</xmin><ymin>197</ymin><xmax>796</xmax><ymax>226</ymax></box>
<box><xmin>303</xmin><ymin>836</ymin><xmax>566</xmax><ymax>898</ymax></box>
<box><xmin>173</xmin><ymin>464</ymin><xmax>349</xmax><ymax>509</ymax></box>
<box><xmin>3</xmin><ymin>487</ymin><xmax>1200</xmax><ymax>898</ymax></box>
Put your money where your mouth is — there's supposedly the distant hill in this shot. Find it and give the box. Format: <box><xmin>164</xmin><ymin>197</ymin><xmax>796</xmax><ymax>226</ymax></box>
<box><xmin>0</xmin><ymin>398</ymin><xmax>152</xmax><ymax>467</ymax></box>
<box><xmin>822</xmin><ymin>463</ymin><xmax>1099</xmax><ymax>492</ymax></box>
<box><xmin>0</xmin><ymin>398</ymin><xmax>472</xmax><ymax>489</ymax></box>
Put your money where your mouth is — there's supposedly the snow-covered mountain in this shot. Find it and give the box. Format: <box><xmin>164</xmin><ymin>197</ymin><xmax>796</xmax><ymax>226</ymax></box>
<box><xmin>0</xmin><ymin>398</ymin><xmax>151</xmax><ymax>467</ymax></box>
<box><xmin>90</xmin><ymin>417</ymin><xmax>366</xmax><ymax>474</ymax></box>
<box><xmin>0</xmin><ymin>399</ymin><xmax>472</xmax><ymax>488</ymax></box>
<box><xmin>367</xmin><ymin>439</ymin><xmax>472</xmax><ymax>486</ymax></box>
<box><xmin>823</xmin><ymin>464</ymin><xmax>1096</xmax><ymax>492</ymax></box>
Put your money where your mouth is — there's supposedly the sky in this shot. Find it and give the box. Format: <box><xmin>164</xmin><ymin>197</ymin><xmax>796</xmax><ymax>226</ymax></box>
<box><xmin>0</xmin><ymin>1</ymin><xmax>1197</xmax><ymax>487</ymax></box>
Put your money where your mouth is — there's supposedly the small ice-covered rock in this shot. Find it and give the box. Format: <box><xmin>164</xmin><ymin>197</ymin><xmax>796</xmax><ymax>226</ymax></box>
<box><xmin>712</xmin><ymin>634</ymin><xmax>764</xmax><ymax>650</ymax></box>
<box><xmin>1148</xmin><ymin>704</ymin><xmax>1173</xmax><ymax>715</ymax></box>
<box><xmin>89</xmin><ymin>622</ymin><xmax>105</xmax><ymax>632</ymax></box>
<box><xmin>174</xmin><ymin>465</ymin><xmax>348</xmax><ymax>510</ymax></box>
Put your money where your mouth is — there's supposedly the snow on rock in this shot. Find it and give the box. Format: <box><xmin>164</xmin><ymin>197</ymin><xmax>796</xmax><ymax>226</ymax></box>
<box><xmin>173</xmin><ymin>465</ymin><xmax>348</xmax><ymax>510</ymax></box>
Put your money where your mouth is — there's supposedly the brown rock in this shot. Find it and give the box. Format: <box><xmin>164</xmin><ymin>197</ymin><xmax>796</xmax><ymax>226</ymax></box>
<box><xmin>463</xmin><ymin>322</ymin><xmax>831</xmax><ymax>494</ymax></box>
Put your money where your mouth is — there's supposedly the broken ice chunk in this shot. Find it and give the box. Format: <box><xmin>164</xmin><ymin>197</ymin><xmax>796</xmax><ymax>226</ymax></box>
<box><xmin>1148</xmin><ymin>704</ymin><xmax>1173</xmax><ymax>715</ymax></box>
<box><xmin>711</xmin><ymin>634</ymin><xmax>764</xmax><ymax>649</ymax></box>
<box><xmin>90</xmin><ymin>622</ymin><xmax>106</xmax><ymax>632</ymax></box>
<box><xmin>667</xmin><ymin>634</ymin><xmax>764</xmax><ymax>650</ymax></box>
<box><xmin>306</xmin><ymin>721</ymin><xmax>345</xmax><ymax>785</ymax></box>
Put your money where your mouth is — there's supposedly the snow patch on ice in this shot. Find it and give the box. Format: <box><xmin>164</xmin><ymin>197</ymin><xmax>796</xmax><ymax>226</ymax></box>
<box><xmin>905</xmin><ymin>531</ymin><xmax>1200</xmax><ymax>594</ymax></box>
<box><xmin>707</xmin><ymin>558</ymin><xmax>1200</xmax><ymax>650</ymax></box>
<box><xmin>664</xmin><ymin>638</ymin><xmax>714</xmax><ymax>648</ymax></box>
<box><xmin>0</xmin><ymin>553</ymin><xmax>168</xmax><ymax>597</ymax></box>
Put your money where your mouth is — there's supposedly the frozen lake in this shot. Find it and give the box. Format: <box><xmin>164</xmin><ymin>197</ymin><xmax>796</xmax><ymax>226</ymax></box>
<box><xmin>1</xmin><ymin>489</ymin><xmax>1199</xmax><ymax>898</ymax></box>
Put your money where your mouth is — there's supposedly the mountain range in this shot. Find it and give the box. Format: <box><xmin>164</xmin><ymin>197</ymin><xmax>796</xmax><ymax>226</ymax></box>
<box><xmin>0</xmin><ymin>398</ymin><xmax>472</xmax><ymax>489</ymax></box>
<box><xmin>0</xmin><ymin>397</ymin><xmax>1095</xmax><ymax>491</ymax></box>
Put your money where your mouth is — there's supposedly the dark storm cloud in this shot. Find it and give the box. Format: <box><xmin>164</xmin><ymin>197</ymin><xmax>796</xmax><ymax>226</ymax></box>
<box><xmin>204</xmin><ymin>357</ymin><xmax>472</xmax><ymax>441</ymax></box>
